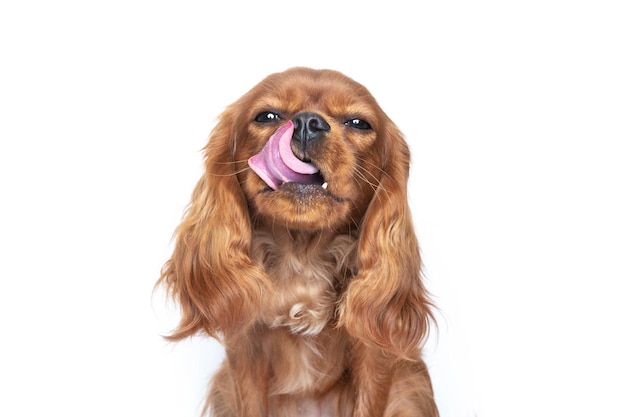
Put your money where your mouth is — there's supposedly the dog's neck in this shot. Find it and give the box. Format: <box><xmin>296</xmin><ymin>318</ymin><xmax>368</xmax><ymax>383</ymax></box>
<box><xmin>250</xmin><ymin>227</ymin><xmax>357</xmax><ymax>336</ymax></box>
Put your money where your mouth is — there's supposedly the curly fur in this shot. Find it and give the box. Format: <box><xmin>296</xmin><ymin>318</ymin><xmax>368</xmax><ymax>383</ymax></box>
<box><xmin>158</xmin><ymin>67</ymin><xmax>438</xmax><ymax>417</ymax></box>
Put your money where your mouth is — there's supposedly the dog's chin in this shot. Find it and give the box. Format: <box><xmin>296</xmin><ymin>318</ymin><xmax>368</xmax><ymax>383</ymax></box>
<box><xmin>251</xmin><ymin>182</ymin><xmax>351</xmax><ymax>231</ymax></box>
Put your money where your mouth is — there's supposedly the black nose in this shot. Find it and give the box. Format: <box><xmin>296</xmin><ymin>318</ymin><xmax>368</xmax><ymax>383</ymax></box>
<box><xmin>291</xmin><ymin>112</ymin><xmax>330</xmax><ymax>145</ymax></box>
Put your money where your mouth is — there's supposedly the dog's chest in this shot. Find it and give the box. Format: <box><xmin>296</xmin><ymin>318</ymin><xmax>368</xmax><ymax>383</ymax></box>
<box><xmin>249</xmin><ymin>232</ymin><xmax>356</xmax><ymax>397</ymax></box>
<box><xmin>265</xmin><ymin>249</ymin><xmax>338</xmax><ymax>336</ymax></box>
<box><xmin>252</xmin><ymin>232</ymin><xmax>355</xmax><ymax>336</ymax></box>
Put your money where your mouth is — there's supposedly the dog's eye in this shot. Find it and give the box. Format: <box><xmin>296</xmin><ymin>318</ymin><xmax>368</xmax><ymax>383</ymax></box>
<box><xmin>344</xmin><ymin>118</ymin><xmax>372</xmax><ymax>130</ymax></box>
<box><xmin>255</xmin><ymin>111</ymin><xmax>282</xmax><ymax>123</ymax></box>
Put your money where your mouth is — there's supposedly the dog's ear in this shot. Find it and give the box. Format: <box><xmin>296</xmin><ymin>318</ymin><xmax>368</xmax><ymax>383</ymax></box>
<box><xmin>158</xmin><ymin>109</ymin><xmax>268</xmax><ymax>340</ymax></box>
<box><xmin>339</xmin><ymin>123</ymin><xmax>435</xmax><ymax>358</ymax></box>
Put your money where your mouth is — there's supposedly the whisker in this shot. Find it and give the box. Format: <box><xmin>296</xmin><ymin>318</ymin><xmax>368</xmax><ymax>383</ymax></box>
<box><xmin>355</xmin><ymin>156</ymin><xmax>388</xmax><ymax>177</ymax></box>
<box><xmin>353</xmin><ymin>162</ymin><xmax>382</xmax><ymax>193</ymax></box>
<box><xmin>353</xmin><ymin>169</ymin><xmax>378</xmax><ymax>194</ymax></box>
<box><xmin>353</xmin><ymin>160</ymin><xmax>395</xmax><ymax>205</ymax></box>
<box><xmin>208</xmin><ymin>165</ymin><xmax>252</xmax><ymax>177</ymax></box>
<box><xmin>212</xmin><ymin>158</ymin><xmax>251</xmax><ymax>166</ymax></box>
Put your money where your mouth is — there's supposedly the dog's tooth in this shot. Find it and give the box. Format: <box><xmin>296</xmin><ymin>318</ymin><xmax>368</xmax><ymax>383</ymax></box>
<box><xmin>322</xmin><ymin>182</ymin><xmax>328</xmax><ymax>189</ymax></box>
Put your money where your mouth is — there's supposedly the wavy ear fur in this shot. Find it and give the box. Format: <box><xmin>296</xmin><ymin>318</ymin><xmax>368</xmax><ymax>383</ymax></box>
<box><xmin>340</xmin><ymin>124</ymin><xmax>435</xmax><ymax>359</ymax></box>
<box><xmin>158</xmin><ymin>110</ymin><xmax>268</xmax><ymax>341</ymax></box>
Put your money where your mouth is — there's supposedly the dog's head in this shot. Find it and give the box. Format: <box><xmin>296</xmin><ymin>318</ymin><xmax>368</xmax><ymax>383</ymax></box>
<box><xmin>218</xmin><ymin>67</ymin><xmax>405</xmax><ymax>231</ymax></box>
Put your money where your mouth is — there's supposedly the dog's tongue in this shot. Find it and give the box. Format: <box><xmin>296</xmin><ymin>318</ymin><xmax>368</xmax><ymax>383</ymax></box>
<box><xmin>248</xmin><ymin>121</ymin><xmax>321</xmax><ymax>190</ymax></box>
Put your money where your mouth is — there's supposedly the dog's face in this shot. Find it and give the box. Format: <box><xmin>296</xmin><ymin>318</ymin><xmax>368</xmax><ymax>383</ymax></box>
<box><xmin>228</xmin><ymin>68</ymin><xmax>393</xmax><ymax>231</ymax></box>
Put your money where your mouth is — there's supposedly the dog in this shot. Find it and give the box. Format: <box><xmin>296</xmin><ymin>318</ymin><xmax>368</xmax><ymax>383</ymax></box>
<box><xmin>158</xmin><ymin>67</ymin><xmax>438</xmax><ymax>417</ymax></box>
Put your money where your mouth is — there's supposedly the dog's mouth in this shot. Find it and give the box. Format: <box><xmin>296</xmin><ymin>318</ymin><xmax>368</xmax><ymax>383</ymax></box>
<box><xmin>248</xmin><ymin>121</ymin><xmax>329</xmax><ymax>193</ymax></box>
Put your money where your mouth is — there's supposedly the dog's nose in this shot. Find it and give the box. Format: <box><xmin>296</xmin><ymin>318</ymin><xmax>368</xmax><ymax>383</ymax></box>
<box><xmin>291</xmin><ymin>112</ymin><xmax>330</xmax><ymax>145</ymax></box>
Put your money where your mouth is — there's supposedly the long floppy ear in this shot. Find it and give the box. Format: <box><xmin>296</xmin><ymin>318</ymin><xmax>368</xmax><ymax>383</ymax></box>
<box><xmin>157</xmin><ymin>109</ymin><xmax>268</xmax><ymax>341</ymax></box>
<box><xmin>340</xmin><ymin>124</ymin><xmax>435</xmax><ymax>359</ymax></box>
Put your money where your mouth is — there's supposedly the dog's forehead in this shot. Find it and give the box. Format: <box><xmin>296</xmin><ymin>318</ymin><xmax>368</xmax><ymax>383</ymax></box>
<box><xmin>249</xmin><ymin>73</ymin><xmax>378</xmax><ymax>121</ymax></box>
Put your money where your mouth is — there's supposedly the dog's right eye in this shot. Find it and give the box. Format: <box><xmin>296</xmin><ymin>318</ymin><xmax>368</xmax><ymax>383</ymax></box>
<box><xmin>254</xmin><ymin>111</ymin><xmax>282</xmax><ymax>123</ymax></box>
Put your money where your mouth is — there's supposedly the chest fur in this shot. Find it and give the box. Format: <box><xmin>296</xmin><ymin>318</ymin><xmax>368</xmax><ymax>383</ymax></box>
<box><xmin>247</xmin><ymin>232</ymin><xmax>356</xmax><ymax>396</ymax></box>
<box><xmin>251</xmin><ymin>231</ymin><xmax>356</xmax><ymax>336</ymax></box>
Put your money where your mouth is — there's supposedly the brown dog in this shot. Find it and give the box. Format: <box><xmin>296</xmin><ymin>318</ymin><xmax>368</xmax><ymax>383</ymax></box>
<box><xmin>159</xmin><ymin>67</ymin><xmax>438</xmax><ymax>417</ymax></box>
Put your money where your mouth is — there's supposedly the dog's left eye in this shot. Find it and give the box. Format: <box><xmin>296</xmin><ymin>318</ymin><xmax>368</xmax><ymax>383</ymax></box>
<box><xmin>344</xmin><ymin>118</ymin><xmax>372</xmax><ymax>130</ymax></box>
<box><xmin>255</xmin><ymin>111</ymin><xmax>282</xmax><ymax>123</ymax></box>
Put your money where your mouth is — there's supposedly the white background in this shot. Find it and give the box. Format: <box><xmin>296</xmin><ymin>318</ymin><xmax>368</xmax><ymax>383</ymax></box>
<box><xmin>1</xmin><ymin>1</ymin><xmax>625</xmax><ymax>416</ymax></box>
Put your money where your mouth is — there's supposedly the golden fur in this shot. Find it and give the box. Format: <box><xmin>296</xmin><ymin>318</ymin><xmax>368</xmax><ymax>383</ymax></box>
<box><xmin>158</xmin><ymin>67</ymin><xmax>438</xmax><ymax>417</ymax></box>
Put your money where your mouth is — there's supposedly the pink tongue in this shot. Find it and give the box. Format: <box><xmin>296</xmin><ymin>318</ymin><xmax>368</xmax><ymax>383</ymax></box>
<box><xmin>248</xmin><ymin>121</ymin><xmax>321</xmax><ymax>190</ymax></box>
